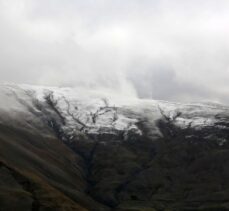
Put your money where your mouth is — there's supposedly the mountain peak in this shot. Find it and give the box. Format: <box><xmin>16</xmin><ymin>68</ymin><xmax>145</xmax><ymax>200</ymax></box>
<box><xmin>1</xmin><ymin>83</ymin><xmax>229</xmax><ymax>210</ymax></box>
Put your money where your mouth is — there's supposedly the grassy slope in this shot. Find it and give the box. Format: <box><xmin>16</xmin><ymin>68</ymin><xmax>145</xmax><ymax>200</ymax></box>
<box><xmin>1</xmin><ymin>119</ymin><xmax>229</xmax><ymax>211</ymax></box>
<box><xmin>0</xmin><ymin>123</ymin><xmax>108</xmax><ymax>211</ymax></box>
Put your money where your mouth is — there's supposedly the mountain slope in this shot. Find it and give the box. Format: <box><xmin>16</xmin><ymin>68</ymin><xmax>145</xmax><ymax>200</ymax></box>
<box><xmin>0</xmin><ymin>84</ymin><xmax>229</xmax><ymax>211</ymax></box>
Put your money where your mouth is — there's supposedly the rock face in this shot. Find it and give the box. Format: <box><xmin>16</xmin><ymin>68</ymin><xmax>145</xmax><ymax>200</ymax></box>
<box><xmin>0</xmin><ymin>84</ymin><xmax>229</xmax><ymax>211</ymax></box>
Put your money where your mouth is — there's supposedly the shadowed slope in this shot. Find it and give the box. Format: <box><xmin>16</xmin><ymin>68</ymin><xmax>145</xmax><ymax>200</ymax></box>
<box><xmin>0</xmin><ymin>123</ymin><xmax>109</xmax><ymax>211</ymax></box>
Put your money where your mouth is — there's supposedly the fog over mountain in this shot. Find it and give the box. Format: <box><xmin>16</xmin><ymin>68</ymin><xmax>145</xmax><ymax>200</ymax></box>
<box><xmin>0</xmin><ymin>0</ymin><xmax>229</xmax><ymax>103</ymax></box>
<box><xmin>2</xmin><ymin>2</ymin><xmax>229</xmax><ymax>210</ymax></box>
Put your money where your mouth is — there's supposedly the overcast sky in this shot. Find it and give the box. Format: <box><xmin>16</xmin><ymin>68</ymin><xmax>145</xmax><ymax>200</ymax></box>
<box><xmin>0</xmin><ymin>0</ymin><xmax>229</xmax><ymax>103</ymax></box>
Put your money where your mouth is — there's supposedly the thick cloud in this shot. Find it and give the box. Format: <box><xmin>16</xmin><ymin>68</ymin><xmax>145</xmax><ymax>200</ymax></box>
<box><xmin>0</xmin><ymin>0</ymin><xmax>229</xmax><ymax>103</ymax></box>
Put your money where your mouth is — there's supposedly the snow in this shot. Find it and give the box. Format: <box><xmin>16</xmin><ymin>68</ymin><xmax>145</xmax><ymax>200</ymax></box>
<box><xmin>1</xmin><ymin>83</ymin><xmax>229</xmax><ymax>142</ymax></box>
<box><xmin>175</xmin><ymin>117</ymin><xmax>216</xmax><ymax>129</ymax></box>
<box><xmin>1</xmin><ymin>84</ymin><xmax>141</xmax><ymax>138</ymax></box>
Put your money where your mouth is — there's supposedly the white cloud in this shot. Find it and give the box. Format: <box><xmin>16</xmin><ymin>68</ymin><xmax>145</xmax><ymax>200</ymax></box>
<box><xmin>0</xmin><ymin>0</ymin><xmax>229</xmax><ymax>103</ymax></box>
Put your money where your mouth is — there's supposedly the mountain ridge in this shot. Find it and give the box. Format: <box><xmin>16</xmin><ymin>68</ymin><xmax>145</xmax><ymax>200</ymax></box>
<box><xmin>0</xmin><ymin>83</ymin><xmax>229</xmax><ymax>211</ymax></box>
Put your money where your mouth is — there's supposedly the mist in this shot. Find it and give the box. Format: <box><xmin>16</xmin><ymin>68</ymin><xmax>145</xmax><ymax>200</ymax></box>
<box><xmin>0</xmin><ymin>0</ymin><xmax>229</xmax><ymax>103</ymax></box>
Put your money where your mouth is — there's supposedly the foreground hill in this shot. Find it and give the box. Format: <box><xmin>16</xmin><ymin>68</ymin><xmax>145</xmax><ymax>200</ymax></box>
<box><xmin>0</xmin><ymin>84</ymin><xmax>229</xmax><ymax>211</ymax></box>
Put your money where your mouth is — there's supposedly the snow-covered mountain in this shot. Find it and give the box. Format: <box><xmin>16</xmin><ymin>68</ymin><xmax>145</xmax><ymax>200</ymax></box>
<box><xmin>1</xmin><ymin>83</ymin><xmax>229</xmax><ymax>211</ymax></box>
<box><xmin>1</xmin><ymin>83</ymin><xmax>228</xmax><ymax>145</ymax></box>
